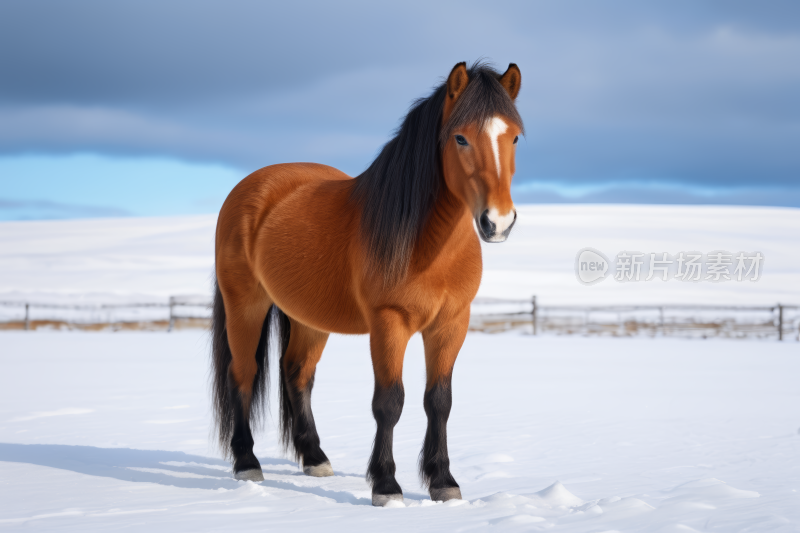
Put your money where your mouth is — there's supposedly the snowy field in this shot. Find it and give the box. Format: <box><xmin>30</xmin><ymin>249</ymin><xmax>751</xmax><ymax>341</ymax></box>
<box><xmin>0</xmin><ymin>204</ymin><xmax>798</xmax><ymax>530</ymax></box>
<box><xmin>2</xmin><ymin>330</ymin><xmax>799</xmax><ymax>531</ymax></box>
<box><xmin>1</xmin><ymin>204</ymin><xmax>799</xmax><ymax>307</ymax></box>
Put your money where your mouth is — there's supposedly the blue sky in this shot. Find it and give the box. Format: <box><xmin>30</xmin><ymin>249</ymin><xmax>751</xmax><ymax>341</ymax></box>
<box><xmin>1</xmin><ymin>1</ymin><xmax>799</xmax><ymax>219</ymax></box>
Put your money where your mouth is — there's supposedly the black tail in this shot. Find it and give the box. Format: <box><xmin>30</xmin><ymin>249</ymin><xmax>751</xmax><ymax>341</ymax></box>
<box><xmin>275</xmin><ymin>308</ymin><xmax>294</xmax><ymax>456</ymax></box>
<box><xmin>211</xmin><ymin>279</ymin><xmax>290</xmax><ymax>458</ymax></box>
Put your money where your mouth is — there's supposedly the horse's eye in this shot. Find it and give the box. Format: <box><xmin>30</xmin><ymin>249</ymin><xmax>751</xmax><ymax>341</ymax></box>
<box><xmin>455</xmin><ymin>135</ymin><xmax>468</xmax><ymax>146</ymax></box>
<box><xmin>513</xmin><ymin>136</ymin><xmax>519</xmax><ymax>144</ymax></box>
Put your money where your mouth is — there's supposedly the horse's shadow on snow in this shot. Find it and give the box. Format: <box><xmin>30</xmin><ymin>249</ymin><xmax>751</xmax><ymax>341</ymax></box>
<box><xmin>0</xmin><ymin>443</ymin><xmax>385</xmax><ymax>505</ymax></box>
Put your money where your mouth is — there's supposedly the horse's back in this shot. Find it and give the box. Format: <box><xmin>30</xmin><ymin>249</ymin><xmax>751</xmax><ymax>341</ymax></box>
<box><xmin>218</xmin><ymin>163</ymin><xmax>348</xmax><ymax>238</ymax></box>
<box><xmin>217</xmin><ymin>162</ymin><xmax>351</xmax><ymax>251</ymax></box>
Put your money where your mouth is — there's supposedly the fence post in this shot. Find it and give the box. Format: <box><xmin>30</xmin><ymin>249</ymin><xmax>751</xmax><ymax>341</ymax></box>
<box><xmin>777</xmin><ymin>303</ymin><xmax>783</xmax><ymax>341</ymax></box>
<box><xmin>24</xmin><ymin>303</ymin><xmax>30</xmax><ymax>331</ymax></box>
<box><xmin>168</xmin><ymin>297</ymin><xmax>175</xmax><ymax>332</ymax></box>
<box><xmin>531</xmin><ymin>295</ymin><xmax>537</xmax><ymax>336</ymax></box>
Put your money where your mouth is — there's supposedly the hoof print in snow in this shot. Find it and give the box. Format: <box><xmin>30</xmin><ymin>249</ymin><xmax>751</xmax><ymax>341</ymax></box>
<box><xmin>233</xmin><ymin>468</ymin><xmax>265</xmax><ymax>482</ymax></box>
<box><xmin>303</xmin><ymin>461</ymin><xmax>334</xmax><ymax>477</ymax></box>
<box><xmin>430</xmin><ymin>487</ymin><xmax>462</xmax><ymax>502</ymax></box>
<box><xmin>372</xmin><ymin>493</ymin><xmax>404</xmax><ymax>507</ymax></box>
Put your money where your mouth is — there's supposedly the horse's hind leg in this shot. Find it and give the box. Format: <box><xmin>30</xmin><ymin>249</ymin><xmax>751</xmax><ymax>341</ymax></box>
<box><xmin>280</xmin><ymin>318</ymin><xmax>333</xmax><ymax>476</ymax></box>
<box><xmin>419</xmin><ymin>309</ymin><xmax>469</xmax><ymax>502</ymax></box>
<box><xmin>218</xmin><ymin>282</ymin><xmax>271</xmax><ymax>481</ymax></box>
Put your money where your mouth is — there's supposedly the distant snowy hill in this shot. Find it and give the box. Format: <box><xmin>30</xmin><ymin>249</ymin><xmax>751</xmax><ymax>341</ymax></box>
<box><xmin>0</xmin><ymin>205</ymin><xmax>798</xmax><ymax>305</ymax></box>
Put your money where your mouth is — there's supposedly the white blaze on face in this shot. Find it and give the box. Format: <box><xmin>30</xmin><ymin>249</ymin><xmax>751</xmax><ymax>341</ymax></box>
<box><xmin>485</xmin><ymin>116</ymin><xmax>508</xmax><ymax>178</ymax></box>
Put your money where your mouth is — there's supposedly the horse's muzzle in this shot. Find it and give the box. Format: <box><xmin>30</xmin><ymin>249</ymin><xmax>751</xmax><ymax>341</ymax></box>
<box><xmin>476</xmin><ymin>208</ymin><xmax>517</xmax><ymax>243</ymax></box>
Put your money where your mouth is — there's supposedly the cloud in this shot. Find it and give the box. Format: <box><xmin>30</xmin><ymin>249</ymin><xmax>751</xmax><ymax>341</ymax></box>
<box><xmin>0</xmin><ymin>101</ymin><xmax>389</xmax><ymax>176</ymax></box>
<box><xmin>0</xmin><ymin>0</ymin><xmax>798</xmax><ymax>201</ymax></box>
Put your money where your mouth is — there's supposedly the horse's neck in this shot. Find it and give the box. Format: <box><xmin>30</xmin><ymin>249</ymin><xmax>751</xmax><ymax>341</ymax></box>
<box><xmin>411</xmin><ymin>186</ymin><xmax>475</xmax><ymax>271</ymax></box>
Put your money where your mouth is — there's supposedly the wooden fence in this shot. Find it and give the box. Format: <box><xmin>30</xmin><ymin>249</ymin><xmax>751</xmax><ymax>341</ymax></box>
<box><xmin>1</xmin><ymin>296</ymin><xmax>798</xmax><ymax>340</ymax></box>
<box><xmin>470</xmin><ymin>297</ymin><xmax>800</xmax><ymax>340</ymax></box>
<box><xmin>0</xmin><ymin>296</ymin><xmax>210</xmax><ymax>332</ymax></box>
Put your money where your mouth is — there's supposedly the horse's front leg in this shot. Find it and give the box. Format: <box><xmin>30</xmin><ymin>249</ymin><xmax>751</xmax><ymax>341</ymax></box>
<box><xmin>419</xmin><ymin>308</ymin><xmax>469</xmax><ymax>502</ymax></box>
<box><xmin>367</xmin><ymin>308</ymin><xmax>412</xmax><ymax>507</ymax></box>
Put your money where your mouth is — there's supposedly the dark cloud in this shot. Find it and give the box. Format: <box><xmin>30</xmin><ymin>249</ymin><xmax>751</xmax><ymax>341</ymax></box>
<box><xmin>1</xmin><ymin>0</ymin><xmax>799</xmax><ymax>189</ymax></box>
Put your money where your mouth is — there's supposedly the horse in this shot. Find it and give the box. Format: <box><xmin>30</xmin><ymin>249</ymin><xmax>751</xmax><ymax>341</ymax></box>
<box><xmin>211</xmin><ymin>61</ymin><xmax>524</xmax><ymax>506</ymax></box>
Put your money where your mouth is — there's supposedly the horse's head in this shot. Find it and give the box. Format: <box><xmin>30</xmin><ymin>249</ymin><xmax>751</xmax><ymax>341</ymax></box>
<box><xmin>440</xmin><ymin>62</ymin><xmax>523</xmax><ymax>243</ymax></box>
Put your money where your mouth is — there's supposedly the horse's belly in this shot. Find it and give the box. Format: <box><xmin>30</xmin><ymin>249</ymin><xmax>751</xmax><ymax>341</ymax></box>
<box><xmin>254</xmin><ymin>184</ymin><xmax>368</xmax><ymax>335</ymax></box>
<box><xmin>262</xmin><ymin>255</ymin><xmax>367</xmax><ymax>334</ymax></box>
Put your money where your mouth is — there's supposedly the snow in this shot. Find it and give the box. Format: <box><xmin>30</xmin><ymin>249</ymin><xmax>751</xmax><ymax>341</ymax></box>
<box><xmin>1</xmin><ymin>204</ymin><xmax>799</xmax><ymax>306</ymax></box>
<box><xmin>1</xmin><ymin>204</ymin><xmax>799</xmax><ymax>529</ymax></box>
<box><xmin>2</xmin><ymin>330</ymin><xmax>799</xmax><ymax>531</ymax></box>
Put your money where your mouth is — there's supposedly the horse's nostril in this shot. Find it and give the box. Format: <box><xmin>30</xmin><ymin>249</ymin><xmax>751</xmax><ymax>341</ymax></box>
<box><xmin>479</xmin><ymin>209</ymin><xmax>495</xmax><ymax>236</ymax></box>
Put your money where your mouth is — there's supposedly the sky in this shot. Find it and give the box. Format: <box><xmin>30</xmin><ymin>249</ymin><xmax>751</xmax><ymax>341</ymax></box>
<box><xmin>1</xmin><ymin>0</ymin><xmax>799</xmax><ymax>219</ymax></box>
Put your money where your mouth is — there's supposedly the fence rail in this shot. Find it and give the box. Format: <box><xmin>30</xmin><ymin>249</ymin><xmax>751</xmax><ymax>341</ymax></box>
<box><xmin>470</xmin><ymin>297</ymin><xmax>800</xmax><ymax>340</ymax></box>
<box><xmin>1</xmin><ymin>296</ymin><xmax>798</xmax><ymax>340</ymax></box>
<box><xmin>0</xmin><ymin>296</ymin><xmax>210</xmax><ymax>332</ymax></box>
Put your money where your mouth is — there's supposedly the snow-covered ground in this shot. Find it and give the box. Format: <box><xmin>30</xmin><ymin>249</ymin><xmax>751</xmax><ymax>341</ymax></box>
<box><xmin>0</xmin><ymin>205</ymin><xmax>798</xmax><ymax>529</ymax></box>
<box><xmin>1</xmin><ymin>204</ymin><xmax>799</xmax><ymax>307</ymax></box>
<box><xmin>1</xmin><ymin>330</ymin><xmax>799</xmax><ymax>531</ymax></box>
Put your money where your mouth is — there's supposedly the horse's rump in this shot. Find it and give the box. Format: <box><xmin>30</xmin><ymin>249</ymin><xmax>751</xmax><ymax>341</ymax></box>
<box><xmin>216</xmin><ymin>163</ymin><xmax>367</xmax><ymax>334</ymax></box>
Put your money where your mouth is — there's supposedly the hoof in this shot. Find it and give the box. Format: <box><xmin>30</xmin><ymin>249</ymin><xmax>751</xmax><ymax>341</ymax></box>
<box><xmin>234</xmin><ymin>468</ymin><xmax>264</xmax><ymax>482</ymax></box>
<box><xmin>430</xmin><ymin>487</ymin><xmax>462</xmax><ymax>502</ymax></box>
<box><xmin>303</xmin><ymin>461</ymin><xmax>334</xmax><ymax>477</ymax></box>
<box><xmin>372</xmin><ymin>493</ymin><xmax>404</xmax><ymax>507</ymax></box>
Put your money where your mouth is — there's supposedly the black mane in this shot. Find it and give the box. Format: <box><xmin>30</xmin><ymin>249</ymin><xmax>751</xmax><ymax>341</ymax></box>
<box><xmin>351</xmin><ymin>62</ymin><xmax>524</xmax><ymax>284</ymax></box>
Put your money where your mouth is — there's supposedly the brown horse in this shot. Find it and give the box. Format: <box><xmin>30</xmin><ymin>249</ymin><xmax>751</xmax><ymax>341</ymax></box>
<box><xmin>211</xmin><ymin>61</ymin><xmax>523</xmax><ymax>506</ymax></box>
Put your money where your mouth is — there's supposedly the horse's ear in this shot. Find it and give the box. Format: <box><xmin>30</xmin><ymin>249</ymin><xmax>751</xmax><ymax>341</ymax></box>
<box><xmin>499</xmin><ymin>63</ymin><xmax>521</xmax><ymax>100</ymax></box>
<box><xmin>443</xmin><ymin>62</ymin><xmax>469</xmax><ymax>123</ymax></box>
